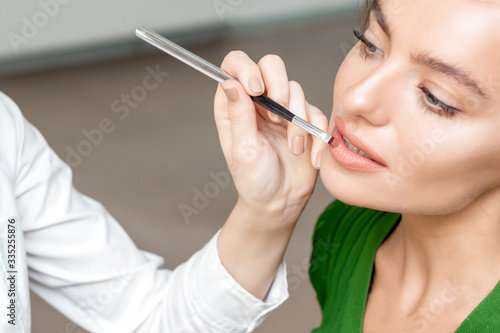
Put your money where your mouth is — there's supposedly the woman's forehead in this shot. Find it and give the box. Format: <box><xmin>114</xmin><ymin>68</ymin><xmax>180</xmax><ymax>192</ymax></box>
<box><xmin>371</xmin><ymin>0</ymin><xmax>500</xmax><ymax>102</ymax></box>
<box><xmin>371</xmin><ymin>0</ymin><xmax>500</xmax><ymax>51</ymax></box>
<box><xmin>373</xmin><ymin>0</ymin><xmax>500</xmax><ymax>23</ymax></box>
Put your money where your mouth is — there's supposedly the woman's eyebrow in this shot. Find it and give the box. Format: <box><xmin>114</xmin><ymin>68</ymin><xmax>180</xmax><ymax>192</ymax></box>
<box><xmin>372</xmin><ymin>0</ymin><xmax>392</xmax><ymax>39</ymax></box>
<box><xmin>372</xmin><ymin>0</ymin><xmax>488</xmax><ymax>101</ymax></box>
<box><xmin>410</xmin><ymin>53</ymin><xmax>487</xmax><ymax>100</ymax></box>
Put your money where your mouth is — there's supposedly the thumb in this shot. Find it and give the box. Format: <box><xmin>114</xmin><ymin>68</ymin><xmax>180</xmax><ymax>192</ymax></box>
<box><xmin>221</xmin><ymin>80</ymin><xmax>260</xmax><ymax>155</ymax></box>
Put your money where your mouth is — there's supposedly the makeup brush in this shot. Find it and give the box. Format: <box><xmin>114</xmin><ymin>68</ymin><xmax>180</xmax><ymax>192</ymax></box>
<box><xmin>135</xmin><ymin>27</ymin><xmax>333</xmax><ymax>145</ymax></box>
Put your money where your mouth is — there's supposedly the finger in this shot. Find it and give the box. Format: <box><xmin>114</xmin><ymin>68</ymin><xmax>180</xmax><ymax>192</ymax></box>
<box><xmin>221</xmin><ymin>51</ymin><xmax>265</xmax><ymax>96</ymax></box>
<box><xmin>287</xmin><ymin>81</ymin><xmax>308</xmax><ymax>156</ymax></box>
<box><xmin>305</xmin><ymin>101</ymin><xmax>329</xmax><ymax>169</ymax></box>
<box><xmin>220</xmin><ymin>79</ymin><xmax>261</xmax><ymax>160</ymax></box>
<box><xmin>258</xmin><ymin>55</ymin><xmax>289</xmax><ymax>123</ymax></box>
<box><xmin>214</xmin><ymin>84</ymin><xmax>233</xmax><ymax>157</ymax></box>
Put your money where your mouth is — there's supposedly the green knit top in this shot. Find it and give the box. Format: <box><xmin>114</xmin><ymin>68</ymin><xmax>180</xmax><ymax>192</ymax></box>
<box><xmin>309</xmin><ymin>200</ymin><xmax>500</xmax><ymax>332</ymax></box>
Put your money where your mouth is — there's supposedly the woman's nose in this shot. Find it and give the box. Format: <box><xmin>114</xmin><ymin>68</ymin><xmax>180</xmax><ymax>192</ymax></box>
<box><xmin>341</xmin><ymin>62</ymin><xmax>399</xmax><ymax>127</ymax></box>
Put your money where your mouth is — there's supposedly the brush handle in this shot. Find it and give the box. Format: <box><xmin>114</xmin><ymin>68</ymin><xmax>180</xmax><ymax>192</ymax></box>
<box><xmin>251</xmin><ymin>95</ymin><xmax>294</xmax><ymax>122</ymax></box>
<box><xmin>136</xmin><ymin>27</ymin><xmax>333</xmax><ymax>144</ymax></box>
<box><xmin>251</xmin><ymin>95</ymin><xmax>333</xmax><ymax>144</ymax></box>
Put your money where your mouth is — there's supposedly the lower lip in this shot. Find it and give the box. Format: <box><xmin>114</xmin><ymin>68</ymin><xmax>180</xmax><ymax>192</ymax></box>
<box><xmin>329</xmin><ymin>128</ymin><xmax>386</xmax><ymax>172</ymax></box>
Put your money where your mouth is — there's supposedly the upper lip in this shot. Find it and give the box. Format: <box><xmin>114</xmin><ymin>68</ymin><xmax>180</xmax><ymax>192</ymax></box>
<box><xmin>333</xmin><ymin>116</ymin><xmax>387</xmax><ymax>166</ymax></box>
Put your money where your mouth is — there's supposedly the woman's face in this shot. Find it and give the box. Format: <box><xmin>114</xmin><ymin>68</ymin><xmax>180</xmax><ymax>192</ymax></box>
<box><xmin>320</xmin><ymin>0</ymin><xmax>500</xmax><ymax>215</ymax></box>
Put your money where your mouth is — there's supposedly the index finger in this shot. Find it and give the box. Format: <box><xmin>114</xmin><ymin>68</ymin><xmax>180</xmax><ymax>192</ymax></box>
<box><xmin>221</xmin><ymin>50</ymin><xmax>265</xmax><ymax>96</ymax></box>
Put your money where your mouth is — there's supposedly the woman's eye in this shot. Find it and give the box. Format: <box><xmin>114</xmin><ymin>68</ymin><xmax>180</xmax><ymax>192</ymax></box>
<box><xmin>417</xmin><ymin>84</ymin><xmax>461</xmax><ymax>118</ymax></box>
<box><xmin>353</xmin><ymin>28</ymin><xmax>383</xmax><ymax>59</ymax></box>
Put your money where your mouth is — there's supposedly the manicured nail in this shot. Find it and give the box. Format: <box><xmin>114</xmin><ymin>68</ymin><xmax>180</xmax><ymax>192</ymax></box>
<box><xmin>268</xmin><ymin>111</ymin><xmax>280</xmax><ymax>122</ymax></box>
<box><xmin>314</xmin><ymin>151</ymin><xmax>322</xmax><ymax>169</ymax></box>
<box><xmin>291</xmin><ymin>135</ymin><xmax>305</xmax><ymax>155</ymax></box>
<box><xmin>249</xmin><ymin>76</ymin><xmax>264</xmax><ymax>94</ymax></box>
<box><xmin>223</xmin><ymin>86</ymin><xmax>239</xmax><ymax>103</ymax></box>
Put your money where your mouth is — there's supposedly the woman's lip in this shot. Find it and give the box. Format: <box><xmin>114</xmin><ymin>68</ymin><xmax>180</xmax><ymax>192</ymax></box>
<box><xmin>329</xmin><ymin>118</ymin><xmax>386</xmax><ymax>172</ymax></box>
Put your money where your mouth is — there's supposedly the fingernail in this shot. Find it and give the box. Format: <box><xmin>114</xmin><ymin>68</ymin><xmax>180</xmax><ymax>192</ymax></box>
<box><xmin>223</xmin><ymin>86</ymin><xmax>239</xmax><ymax>103</ymax></box>
<box><xmin>268</xmin><ymin>111</ymin><xmax>280</xmax><ymax>122</ymax></box>
<box><xmin>314</xmin><ymin>151</ymin><xmax>322</xmax><ymax>169</ymax></box>
<box><xmin>291</xmin><ymin>135</ymin><xmax>305</xmax><ymax>155</ymax></box>
<box><xmin>249</xmin><ymin>76</ymin><xmax>264</xmax><ymax>94</ymax></box>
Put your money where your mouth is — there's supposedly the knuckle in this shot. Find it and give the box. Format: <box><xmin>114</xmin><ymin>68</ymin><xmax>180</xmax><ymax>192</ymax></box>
<box><xmin>310</xmin><ymin>110</ymin><xmax>327</xmax><ymax>121</ymax></box>
<box><xmin>222</xmin><ymin>51</ymin><xmax>262</xmax><ymax>82</ymax></box>
<box><xmin>221</xmin><ymin>50</ymin><xmax>248</xmax><ymax>68</ymax></box>
<box><xmin>288</xmin><ymin>80</ymin><xmax>303</xmax><ymax>91</ymax></box>
<box><xmin>233</xmin><ymin>144</ymin><xmax>256</xmax><ymax>162</ymax></box>
<box><xmin>224</xmin><ymin>50</ymin><xmax>246</xmax><ymax>61</ymax></box>
<box><xmin>258</xmin><ymin>54</ymin><xmax>285</xmax><ymax>68</ymax></box>
<box><xmin>311</xmin><ymin>113</ymin><xmax>329</xmax><ymax>128</ymax></box>
<box><xmin>268</xmin><ymin>91</ymin><xmax>289</xmax><ymax>107</ymax></box>
<box><xmin>214</xmin><ymin>92</ymin><xmax>228</xmax><ymax>113</ymax></box>
<box><xmin>266</xmin><ymin>81</ymin><xmax>290</xmax><ymax>105</ymax></box>
<box><xmin>307</xmin><ymin>103</ymin><xmax>323</xmax><ymax>115</ymax></box>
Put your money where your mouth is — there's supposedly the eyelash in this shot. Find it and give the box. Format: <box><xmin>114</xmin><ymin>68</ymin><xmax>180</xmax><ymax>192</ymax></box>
<box><xmin>353</xmin><ymin>28</ymin><xmax>381</xmax><ymax>60</ymax></box>
<box><xmin>417</xmin><ymin>85</ymin><xmax>460</xmax><ymax>118</ymax></box>
<box><xmin>352</xmin><ymin>28</ymin><xmax>460</xmax><ymax>118</ymax></box>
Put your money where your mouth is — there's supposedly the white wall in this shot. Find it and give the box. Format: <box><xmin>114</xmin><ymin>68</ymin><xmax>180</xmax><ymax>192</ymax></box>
<box><xmin>1</xmin><ymin>0</ymin><xmax>356</xmax><ymax>64</ymax></box>
<box><xmin>225</xmin><ymin>0</ymin><xmax>355</xmax><ymax>26</ymax></box>
<box><xmin>1</xmin><ymin>0</ymin><xmax>221</xmax><ymax>59</ymax></box>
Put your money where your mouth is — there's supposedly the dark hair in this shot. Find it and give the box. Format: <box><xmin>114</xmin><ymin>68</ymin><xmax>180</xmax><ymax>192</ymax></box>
<box><xmin>360</xmin><ymin>0</ymin><xmax>374</xmax><ymax>30</ymax></box>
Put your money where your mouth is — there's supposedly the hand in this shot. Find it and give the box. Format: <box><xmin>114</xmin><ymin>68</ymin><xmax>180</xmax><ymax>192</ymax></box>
<box><xmin>214</xmin><ymin>51</ymin><xmax>329</xmax><ymax>299</ymax></box>
<box><xmin>214</xmin><ymin>51</ymin><xmax>328</xmax><ymax>226</ymax></box>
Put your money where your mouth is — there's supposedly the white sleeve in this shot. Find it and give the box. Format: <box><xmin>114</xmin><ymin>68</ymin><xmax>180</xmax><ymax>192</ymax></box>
<box><xmin>5</xmin><ymin>93</ymin><xmax>288</xmax><ymax>332</ymax></box>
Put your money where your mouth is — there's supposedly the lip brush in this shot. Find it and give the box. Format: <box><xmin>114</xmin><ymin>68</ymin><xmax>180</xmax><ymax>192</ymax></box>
<box><xmin>135</xmin><ymin>26</ymin><xmax>333</xmax><ymax>145</ymax></box>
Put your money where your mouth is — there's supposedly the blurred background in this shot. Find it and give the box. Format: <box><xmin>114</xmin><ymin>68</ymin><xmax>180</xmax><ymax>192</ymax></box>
<box><xmin>0</xmin><ymin>0</ymin><xmax>360</xmax><ymax>332</ymax></box>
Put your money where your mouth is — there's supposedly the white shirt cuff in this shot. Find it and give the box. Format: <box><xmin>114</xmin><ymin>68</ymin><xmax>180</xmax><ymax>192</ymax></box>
<box><xmin>187</xmin><ymin>230</ymin><xmax>289</xmax><ymax>332</ymax></box>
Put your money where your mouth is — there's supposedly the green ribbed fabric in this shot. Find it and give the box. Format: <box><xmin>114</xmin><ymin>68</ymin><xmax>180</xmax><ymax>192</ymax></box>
<box><xmin>309</xmin><ymin>200</ymin><xmax>500</xmax><ymax>332</ymax></box>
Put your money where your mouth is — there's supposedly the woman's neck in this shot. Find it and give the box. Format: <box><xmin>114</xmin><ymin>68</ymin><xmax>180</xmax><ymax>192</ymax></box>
<box><xmin>375</xmin><ymin>186</ymin><xmax>500</xmax><ymax>311</ymax></box>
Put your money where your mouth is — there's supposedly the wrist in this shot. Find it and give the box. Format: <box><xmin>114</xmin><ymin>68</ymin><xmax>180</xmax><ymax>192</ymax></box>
<box><xmin>235</xmin><ymin>195</ymin><xmax>309</xmax><ymax>230</ymax></box>
<box><xmin>216</xmin><ymin>200</ymin><xmax>301</xmax><ymax>300</ymax></box>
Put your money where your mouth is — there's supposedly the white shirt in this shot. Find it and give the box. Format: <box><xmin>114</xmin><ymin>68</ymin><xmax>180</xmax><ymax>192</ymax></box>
<box><xmin>0</xmin><ymin>92</ymin><xmax>288</xmax><ymax>333</ymax></box>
